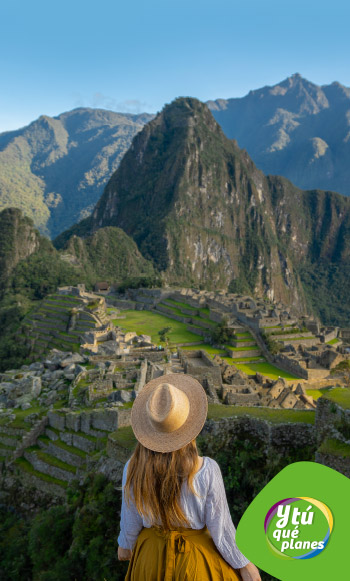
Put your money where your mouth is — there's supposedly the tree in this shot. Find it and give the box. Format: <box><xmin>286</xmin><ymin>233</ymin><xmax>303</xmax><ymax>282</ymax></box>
<box><xmin>210</xmin><ymin>320</ymin><xmax>233</xmax><ymax>345</ymax></box>
<box><xmin>261</xmin><ymin>331</ymin><xmax>283</xmax><ymax>355</ymax></box>
<box><xmin>158</xmin><ymin>326</ymin><xmax>172</xmax><ymax>342</ymax></box>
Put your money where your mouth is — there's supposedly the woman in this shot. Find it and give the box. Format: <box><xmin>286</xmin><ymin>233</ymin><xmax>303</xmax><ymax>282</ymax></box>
<box><xmin>118</xmin><ymin>373</ymin><xmax>261</xmax><ymax>581</ymax></box>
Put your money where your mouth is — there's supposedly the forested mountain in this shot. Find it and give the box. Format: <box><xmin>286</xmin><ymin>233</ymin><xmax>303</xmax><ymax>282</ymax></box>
<box><xmin>58</xmin><ymin>97</ymin><xmax>350</xmax><ymax>325</ymax></box>
<box><xmin>0</xmin><ymin>108</ymin><xmax>153</xmax><ymax>237</ymax></box>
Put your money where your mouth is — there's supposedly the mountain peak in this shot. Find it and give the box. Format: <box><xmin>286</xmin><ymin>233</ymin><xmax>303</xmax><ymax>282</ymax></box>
<box><xmin>160</xmin><ymin>96</ymin><xmax>216</xmax><ymax>123</ymax></box>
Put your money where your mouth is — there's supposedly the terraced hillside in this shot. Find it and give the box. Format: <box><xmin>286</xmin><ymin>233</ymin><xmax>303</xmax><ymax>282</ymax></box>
<box><xmin>263</xmin><ymin>323</ymin><xmax>318</xmax><ymax>347</ymax></box>
<box><xmin>22</xmin><ymin>292</ymin><xmax>107</xmax><ymax>359</ymax></box>
<box><xmin>4</xmin><ymin>407</ymin><xmax>130</xmax><ymax>498</ymax></box>
<box><xmin>155</xmin><ymin>297</ymin><xmax>218</xmax><ymax>340</ymax></box>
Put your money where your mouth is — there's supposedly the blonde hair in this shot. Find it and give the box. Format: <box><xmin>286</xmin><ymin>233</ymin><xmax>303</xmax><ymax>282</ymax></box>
<box><xmin>124</xmin><ymin>439</ymin><xmax>199</xmax><ymax>531</ymax></box>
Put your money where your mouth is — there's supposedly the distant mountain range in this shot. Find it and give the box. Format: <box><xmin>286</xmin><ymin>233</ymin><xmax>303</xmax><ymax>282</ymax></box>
<box><xmin>55</xmin><ymin>97</ymin><xmax>350</xmax><ymax>326</ymax></box>
<box><xmin>207</xmin><ymin>73</ymin><xmax>350</xmax><ymax>196</ymax></box>
<box><xmin>0</xmin><ymin>108</ymin><xmax>153</xmax><ymax>237</ymax></box>
<box><xmin>1</xmin><ymin>74</ymin><xmax>350</xmax><ymax>239</ymax></box>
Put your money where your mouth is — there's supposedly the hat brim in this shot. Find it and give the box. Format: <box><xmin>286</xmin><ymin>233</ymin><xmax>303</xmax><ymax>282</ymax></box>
<box><xmin>131</xmin><ymin>373</ymin><xmax>208</xmax><ymax>453</ymax></box>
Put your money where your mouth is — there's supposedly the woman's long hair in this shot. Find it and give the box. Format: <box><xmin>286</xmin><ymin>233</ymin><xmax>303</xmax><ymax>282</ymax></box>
<box><xmin>124</xmin><ymin>439</ymin><xmax>199</xmax><ymax>531</ymax></box>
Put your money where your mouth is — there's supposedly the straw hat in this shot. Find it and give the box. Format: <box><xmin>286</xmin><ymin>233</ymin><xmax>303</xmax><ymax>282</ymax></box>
<box><xmin>131</xmin><ymin>373</ymin><xmax>208</xmax><ymax>453</ymax></box>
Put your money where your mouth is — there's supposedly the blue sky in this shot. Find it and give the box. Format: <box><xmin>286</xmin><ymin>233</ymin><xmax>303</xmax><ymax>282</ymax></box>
<box><xmin>1</xmin><ymin>0</ymin><xmax>350</xmax><ymax>132</ymax></box>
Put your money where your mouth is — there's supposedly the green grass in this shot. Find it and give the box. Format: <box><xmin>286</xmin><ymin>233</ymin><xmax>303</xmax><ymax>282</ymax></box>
<box><xmin>109</xmin><ymin>426</ymin><xmax>137</xmax><ymax>450</ymax></box>
<box><xmin>179</xmin><ymin>344</ymin><xmax>224</xmax><ymax>355</ymax></box>
<box><xmin>0</xmin><ymin>406</ymin><xmax>46</xmax><ymax>429</ymax></box>
<box><xmin>284</xmin><ymin>336</ymin><xmax>316</xmax><ymax>342</ymax></box>
<box><xmin>0</xmin><ymin>441</ymin><xmax>16</xmax><ymax>450</ymax></box>
<box><xmin>46</xmin><ymin>425</ymin><xmax>61</xmax><ymax>435</ymax></box>
<box><xmin>59</xmin><ymin>331</ymin><xmax>76</xmax><ymax>337</ymax></box>
<box><xmin>318</xmin><ymin>438</ymin><xmax>350</xmax><ymax>458</ymax></box>
<box><xmin>113</xmin><ymin>310</ymin><xmax>202</xmax><ymax>345</ymax></box>
<box><xmin>198</xmin><ymin>307</ymin><xmax>210</xmax><ymax>316</ymax></box>
<box><xmin>38</xmin><ymin>435</ymin><xmax>87</xmax><ymax>458</ymax></box>
<box><xmin>234</xmin><ymin>356</ymin><xmax>265</xmax><ymax>363</ymax></box>
<box><xmin>234</xmin><ymin>332</ymin><xmax>252</xmax><ymax>338</ymax></box>
<box><xmin>162</xmin><ymin>298</ymin><xmax>198</xmax><ymax>311</ymax></box>
<box><xmin>223</xmin><ymin>360</ymin><xmax>301</xmax><ymax>380</ymax></box>
<box><xmin>321</xmin><ymin>387</ymin><xmax>350</xmax><ymax>410</ymax></box>
<box><xmin>159</xmin><ymin>302</ymin><xmax>183</xmax><ymax>316</ymax></box>
<box><xmin>327</xmin><ymin>338</ymin><xmax>340</xmax><ymax>345</ymax></box>
<box><xmin>305</xmin><ymin>388</ymin><xmax>332</xmax><ymax>400</ymax></box>
<box><xmin>190</xmin><ymin>315</ymin><xmax>216</xmax><ymax>326</ymax></box>
<box><xmin>225</xmin><ymin>345</ymin><xmax>259</xmax><ymax>351</ymax></box>
<box><xmin>68</xmin><ymin>428</ymin><xmax>101</xmax><ymax>442</ymax></box>
<box><xmin>53</xmin><ymin>398</ymin><xmax>69</xmax><ymax>409</ymax></box>
<box><xmin>15</xmin><ymin>457</ymin><xmax>69</xmax><ymax>488</ymax></box>
<box><xmin>50</xmin><ymin>339</ymin><xmax>80</xmax><ymax>353</ymax></box>
<box><xmin>27</xmin><ymin>444</ymin><xmax>77</xmax><ymax>473</ymax></box>
<box><xmin>46</xmin><ymin>424</ymin><xmax>100</xmax><ymax>443</ymax></box>
<box><xmin>207</xmin><ymin>404</ymin><xmax>315</xmax><ymax>424</ymax></box>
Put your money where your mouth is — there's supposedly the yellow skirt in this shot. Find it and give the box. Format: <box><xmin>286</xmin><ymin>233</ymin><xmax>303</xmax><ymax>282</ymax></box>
<box><xmin>125</xmin><ymin>526</ymin><xmax>242</xmax><ymax>581</ymax></box>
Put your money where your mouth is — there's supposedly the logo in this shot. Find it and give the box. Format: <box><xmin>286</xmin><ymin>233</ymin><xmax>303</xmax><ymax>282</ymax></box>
<box><xmin>264</xmin><ymin>497</ymin><xmax>333</xmax><ymax>560</ymax></box>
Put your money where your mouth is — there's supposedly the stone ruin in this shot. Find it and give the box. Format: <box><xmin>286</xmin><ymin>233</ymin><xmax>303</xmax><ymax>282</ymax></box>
<box><xmin>213</xmin><ymin>355</ymin><xmax>316</xmax><ymax>410</ymax></box>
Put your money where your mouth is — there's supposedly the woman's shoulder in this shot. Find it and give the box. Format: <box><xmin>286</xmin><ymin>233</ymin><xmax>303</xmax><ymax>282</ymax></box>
<box><xmin>195</xmin><ymin>456</ymin><xmax>221</xmax><ymax>480</ymax></box>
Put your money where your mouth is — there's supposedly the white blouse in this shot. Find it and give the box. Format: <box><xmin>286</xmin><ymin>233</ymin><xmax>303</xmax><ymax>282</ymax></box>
<box><xmin>118</xmin><ymin>455</ymin><xmax>250</xmax><ymax>570</ymax></box>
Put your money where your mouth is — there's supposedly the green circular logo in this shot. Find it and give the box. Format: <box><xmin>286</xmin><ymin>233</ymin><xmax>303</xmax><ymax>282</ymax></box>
<box><xmin>264</xmin><ymin>497</ymin><xmax>333</xmax><ymax>560</ymax></box>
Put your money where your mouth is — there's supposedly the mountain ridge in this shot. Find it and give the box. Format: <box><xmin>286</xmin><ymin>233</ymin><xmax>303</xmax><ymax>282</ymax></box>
<box><xmin>2</xmin><ymin>74</ymin><xmax>350</xmax><ymax>241</ymax></box>
<box><xmin>207</xmin><ymin>74</ymin><xmax>350</xmax><ymax>196</ymax></box>
<box><xmin>0</xmin><ymin>108</ymin><xmax>154</xmax><ymax>237</ymax></box>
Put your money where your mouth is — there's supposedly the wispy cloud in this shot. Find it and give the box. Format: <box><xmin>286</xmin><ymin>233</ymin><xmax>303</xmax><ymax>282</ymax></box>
<box><xmin>91</xmin><ymin>93</ymin><xmax>152</xmax><ymax>113</ymax></box>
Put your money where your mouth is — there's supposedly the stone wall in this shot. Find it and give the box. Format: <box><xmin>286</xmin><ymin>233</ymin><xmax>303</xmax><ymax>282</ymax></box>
<box><xmin>179</xmin><ymin>350</ymin><xmax>222</xmax><ymax>389</ymax></box>
<box><xmin>315</xmin><ymin>397</ymin><xmax>350</xmax><ymax>445</ymax></box>
<box><xmin>281</xmin><ymin>337</ymin><xmax>318</xmax><ymax>348</ymax></box>
<box><xmin>315</xmin><ymin>397</ymin><xmax>350</xmax><ymax>477</ymax></box>
<box><xmin>156</xmin><ymin>304</ymin><xmax>190</xmax><ymax>322</ymax></box>
<box><xmin>199</xmin><ymin>415</ymin><xmax>316</xmax><ymax>454</ymax></box>
<box><xmin>11</xmin><ymin>416</ymin><xmax>49</xmax><ymax>462</ymax></box>
<box><xmin>136</xmin><ymin>359</ymin><xmax>148</xmax><ymax>393</ymax></box>
<box><xmin>273</xmin><ymin>354</ymin><xmax>309</xmax><ymax>379</ymax></box>
<box><xmin>47</xmin><ymin>408</ymin><xmax>131</xmax><ymax>435</ymax></box>
<box><xmin>23</xmin><ymin>450</ymin><xmax>78</xmax><ymax>482</ymax></box>
<box><xmin>186</xmin><ymin>324</ymin><xmax>208</xmax><ymax>337</ymax></box>
<box><xmin>305</xmin><ymin>368</ymin><xmax>330</xmax><ymax>380</ymax></box>
<box><xmin>88</xmin><ymin>379</ymin><xmax>114</xmax><ymax>402</ymax></box>
<box><xmin>258</xmin><ymin>317</ymin><xmax>281</xmax><ymax>327</ymax></box>
<box><xmin>323</xmin><ymin>330</ymin><xmax>338</xmax><ymax>343</ymax></box>
<box><xmin>106</xmin><ymin>436</ymin><xmax>133</xmax><ymax>464</ymax></box>
<box><xmin>4</xmin><ymin>466</ymin><xmax>67</xmax><ymax>499</ymax></box>
<box><xmin>269</xmin><ymin>332</ymin><xmax>312</xmax><ymax>341</ymax></box>
<box><xmin>225</xmin><ymin>392</ymin><xmax>261</xmax><ymax>405</ymax></box>
<box><xmin>168</xmin><ymin>291</ymin><xmax>202</xmax><ymax>308</ymax></box>
<box><xmin>340</xmin><ymin>328</ymin><xmax>350</xmax><ymax>342</ymax></box>
<box><xmin>315</xmin><ymin>451</ymin><xmax>350</xmax><ymax>478</ymax></box>
<box><xmin>209</xmin><ymin>310</ymin><xmax>225</xmax><ymax>323</ymax></box>
<box><xmin>106</xmin><ymin>298</ymin><xmax>137</xmax><ymax>310</ymax></box>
